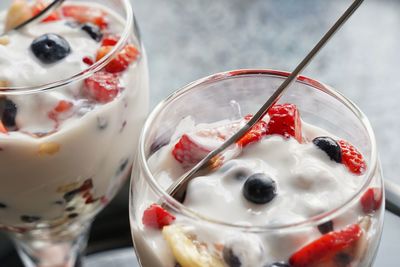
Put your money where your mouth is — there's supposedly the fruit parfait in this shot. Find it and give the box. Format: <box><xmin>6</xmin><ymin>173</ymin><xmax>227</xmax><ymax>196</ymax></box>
<box><xmin>0</xmin><ymin>0</ymin><xmax>148</xmax><ymax>266</ymax></box>
<box><xmin>130</xmin><ymin>70</ymin><xmax>384</xmax><ymax>267</ymax></box>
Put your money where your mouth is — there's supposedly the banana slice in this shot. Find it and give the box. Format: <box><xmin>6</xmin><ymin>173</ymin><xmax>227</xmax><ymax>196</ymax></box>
<box><xmin>4</xmin><ymin>0</ymin><xmax>33</xmax><ymax>32</ymax></box>
<box><xmin>162</xmin><ymin>225</ymin><xmax>224</xmax><ymax>267</ymax></box>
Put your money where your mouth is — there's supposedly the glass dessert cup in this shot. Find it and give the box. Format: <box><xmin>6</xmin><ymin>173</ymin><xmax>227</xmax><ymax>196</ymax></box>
<box><xmin>130</xmin><ymin>69</ymin><xmax>384</xmax><ymax>267</ymax></box>
<box><xmin>0</xmin><ymin>0</ymin><xmax>148</xmax><ymax>266</ymax></box>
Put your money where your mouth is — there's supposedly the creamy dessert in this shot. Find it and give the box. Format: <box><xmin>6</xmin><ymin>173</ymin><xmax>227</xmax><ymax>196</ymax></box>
<box><xmin>134</xmin><ymin>103</ymin><xmax>382</xmax><ymax>267</ymax></box>
<box><xmin>0</xmin><ymin>0</ymin><xmax>148</xmax><ymax>231</ymax></box>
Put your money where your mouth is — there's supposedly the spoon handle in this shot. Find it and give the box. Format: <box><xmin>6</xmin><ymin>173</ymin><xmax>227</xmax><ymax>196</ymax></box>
<box><xmin>1</xmin><ymin>0</ymin><xmax>65</xmax><ymax>36</ymax></box>
<box><xmin>167</xmin><ymin>0</ymin><xmax>365</xmax><ymax>199</ymax></box>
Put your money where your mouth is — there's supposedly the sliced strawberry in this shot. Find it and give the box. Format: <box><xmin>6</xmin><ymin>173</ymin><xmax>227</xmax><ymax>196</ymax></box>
<box><xmin>96</xmin><ymin>44</ymin><xmax>139</xmax><ymax>73</ymax></box>
<box><xmin>142</xmin><ymin>204</ymin><xmax>176</xmax><ymax>229</ymax></box>
<box><xmin>338</xmin><ymin>140</ymin><xmax>366</xmax><ymax>175</ymax></box>
<box><xmin>102</xmin><ymin>35</ymin><xmax>119</xmax><ymax>46</ymax></box>
<box><xmin>84</xmin><ymin>71</ymin><xmax>120</xmax><ymax>103</ymax></box>
<box><xmin>82</xmin><ymin>56</ymin><xmax>94</xmax><ymax>66</ymax></box>
<box><xmin>172</xmin><ymin>133</ymin><xmax>212</xmax><ymax>167</ymax></box>
<box><xmin>266</xmin><ymin>103</ymin><xmax>302</xmax><ymax>143</ymax></box>
<box><xmin>236</xmin><ymin>115</ymin><xmax>268</xmax><ymax>147</ymax></box>
<box><xmin>361</xmin><ymin>187</ymin><xmax>383</xmax><ymax>214</ymax></box>
<box><xmin>289</xmin><ymin>224</ymin><xmax>363</xmax><ymax>267</ymax></box>
<box><xmin>32</xmin><ymin>0</ymin><xmax>61</xmax><ymax>22</ymax></box>
<box><xmin>62</xmin><ymin>5</ymin><xmax>108</xmax><ymax>29</ymax></box>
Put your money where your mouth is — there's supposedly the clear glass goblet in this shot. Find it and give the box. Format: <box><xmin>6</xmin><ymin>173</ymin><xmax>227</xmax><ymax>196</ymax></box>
<box><xmin>0</xmin><ymin>0</ymin><xmax>148</xmax><ymax>266</ymax></box>
<box><xmin>130</xmin><ymin>69</ymin><xmax>383</xmax><ymax>267</ymax></box>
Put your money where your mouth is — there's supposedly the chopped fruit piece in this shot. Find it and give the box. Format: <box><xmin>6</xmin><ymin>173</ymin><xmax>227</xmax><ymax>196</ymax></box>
<box><xmin>102</xmin><ymin>35</ymin><xmax>119</xmax><ymax>46</ymax></box>
<box><xmin>96</xmin><ymin>44</ymin><xmax>140</xmax><ymax>73</ymax></box>
<box><xmin>1</xmin><ymin>99</ymin><xmax>17</xmax><ymax>129</ymax></box>
<box><xmin>81</xmin><ymin>23</ymin><xmax>103</xmax><ymax>42</ymax></box>
<box><xmin>312</xmin><ymin>136</ymin><xmax>342</xmax><ymax>163</ymax></box>
<box><xmin>0</xmin><ymin>121</ymin><xmax>8</xmax><ymax>134</ymax></box>
<box><xmin>142</xmin><ymin>204</ymin><xmax>176</xmax><ymax>229</ymax></box>
<box><xmin>338</xmin><ymin>140</ymin><xmax>366</xmax><ymax>175</ymax></box>
<box><xmin>162</xmin><ymin>225</ymin><xmax>225</xmax><ymax>267</ymax></box>
<box><xmin>31</xmin><ymin>34</ymin><xmax>71</xmax><ymax>64</ymax></box>
<box><xmin>266</xmin><ymin>103</ymin><xmax>302</xmax><ymax>143</ymax></box>
<box><xmin>48</xmin><ymin>100</ymin><xmax>73</xmax><ymax>121</ymax></box>
<box><xmin>289</xmin><ymin>224</ymin><xmax>363</xmax><ymax>267</ymax></box>
<box><xmin>172</xmin><ymin>133</ymin><xmax>212</xmax><ymax>167</ymax></box>
<box><xmin>82</xmin><ymin>56</ymin><xmax>94</xmax><ymax>66</ymax></box>
<box><xmin>360</xmin><ymin>187</ymin><xmax>382</xmax><ymax>214</ymax></box>
<box><xmin>0</xmin><ymin>36</ymin><xmax>10</xmax><ymax>46</ymax></box>
<box><xmin>38</xmin><ymin>142</ymin><xmax>60</xmax><ymax>155</ymax></box>
<box><xmin>31</xmin><ymin>0</ymin><xmax>61</xmax><ymax>22</ymax></box>
<box><xmin>237</xmin><ymin>115</ymin><xmax>268</xmax><ymax>147</ymax></box>
<box><xmin>62</xmin><ymin>5</ymin><xmax>108</xmax><ymax>29</ymax></box>
<box><xmin>5</xmin><ymin>0</ymin><xmax>33</xmax><ymax>32</ymax></box>
<box><xmin>242</xmin><ymin>173</ymin><xmax>277</xmax><ymax>204</ymax></box>
<box><xmin>83</xmin><ymin>71</ymin><xmax>120</xmax><ymax>103</ymax></box>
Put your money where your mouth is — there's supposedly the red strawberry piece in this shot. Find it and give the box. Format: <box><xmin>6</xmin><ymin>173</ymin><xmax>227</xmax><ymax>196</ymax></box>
<box><xmin>266</xmin><ymin>103</ymin><xmax>302</xmax><ymax>143</ymax></box>
<box><xmin>142</xmin><ymin>204</ymin><xmax>176</xmax><ymax>229</ymax></box>
<box><xmin>62</xmin><ymin>5</ymin><xmax>108</xmax><ymax>29</ymax></box>
<box><xmin>361</xmin><ymin>187</ymin><xmax>383</xmax><ymax>214</ymax></box>
<box><xmin>289</xmin><ymin>224</ymin><xmax>363</xmax><ymax>267</ymax></box>
<box><xmin>338</xmin><ymin>140</ymin><xmax>366</xmax><ymax>175</ymax></box>
<box><xmin>101</xmin><ymin>45</ymin><xmax>140</xmax><ymax>73</ymax></box>
<box><xmin>32</xmin><ymin>0</ymin><xmax>61</xmax><ymax>22</ymax></box>
<box><xmin>236</xmin><ymin>115</ymin><xmax>268</xmax><ymax>147</ymax></box>
<box><xmin>82</xmin><ymin>56</ymin><xmax>94</xmax><ymax>66</ymax></box>
<box><xmin>84</xmin><ymin>71</ymin><xmax>120</xmax><ymax>103</ymax></box>
<box><xmin>172</xmin><ymin>133</ymin><xmax>211</xmax><ymax>167</ymax></box>
<box><xmin>102</xmin><ymin>35</ymin><xmax>119</xmax><ymax>46</ymax></box>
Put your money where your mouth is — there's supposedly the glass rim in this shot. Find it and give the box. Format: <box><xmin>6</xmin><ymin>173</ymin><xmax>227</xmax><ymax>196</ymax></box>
<box><xmin>137</xmin><ymin>69</ymin><xmax>378</xmax><ymax>232</ymax></box>
<box><xmin>0</xmin><ymin>0</ymin><xmax>135</xmax><ymax>95</ymax></box>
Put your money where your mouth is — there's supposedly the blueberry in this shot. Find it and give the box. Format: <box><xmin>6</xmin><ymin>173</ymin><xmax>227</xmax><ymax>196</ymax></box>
<box><xmin>31</xmin><ymin>34</ymin><xmax>71</xmax><ymax>64</ymax></box>
<box><xmin>318</xmin><ymin>220</ymin><xmax>334</xmax><ymax>234</ymax></box>
<box><xmin>0</xmin><ymin>202</ymin><xmax>7</xmax><ymax>208</ymax></box>
<box><xmin>265</xmin><ymin>262</ymin><xmax>291</xmax><ymax>267</ymax></box>
<box><xmin>243</xmin><ymin>173</ymin><xmax>277</xmax><ymax>204</ymax></box>
<box><xmin>312</xmin><ymin>136</ymin><xmax>342</xmax><ymax>163</ymax></box>
<box><xmin>21</xmin><ymin>215</ymin><xmax>41</xmax><ymax>223</ymax></box>
<box><xmin>81</xmin><ymin>23</ymin><xmax>103</xmax><ymax>42</ymax></box>
<box><xmin>0</xmin><ymin>99</ymin><xmax>17</xmax><ymax>129</ymax></box>
<box><xmin>223</xmin><ymin>246</ymin><xmax>241</xmax><ymax>267</ymax></box>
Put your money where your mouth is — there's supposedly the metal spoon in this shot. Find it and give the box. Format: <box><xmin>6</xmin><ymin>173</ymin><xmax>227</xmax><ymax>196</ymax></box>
<box><xmin>1</xmin><ymin>0</ymin><xmax>65</xmax><ymax>37</ymax></box>
<box><xmin>166</xmin><ymin>0</ymin><xmax>365</xmax><ymax>201</ymax></box>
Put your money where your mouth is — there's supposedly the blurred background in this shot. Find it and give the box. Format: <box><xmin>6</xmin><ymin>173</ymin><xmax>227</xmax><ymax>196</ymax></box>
<box><xmin>1</xmin><ymin>0</ymin><xmax>399</xmax><ymax>266</ymax></box>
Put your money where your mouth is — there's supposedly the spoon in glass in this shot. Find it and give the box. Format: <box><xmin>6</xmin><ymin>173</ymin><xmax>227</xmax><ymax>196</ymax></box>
<box><xmin>166</xmin><ymin>0</ymin><xmax>366</xmax><ymax>200</ymax></box>
<box><xmin>1</xmin><ymin>0</ymin><xmax>65</xmax><ymax>37</ymax></box>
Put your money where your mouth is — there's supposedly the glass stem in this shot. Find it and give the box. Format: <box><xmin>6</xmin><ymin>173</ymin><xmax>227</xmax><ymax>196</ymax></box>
<box><xmin>12</xmin><ymin>221</ymin><xmax>91</xmax><ymax>267</ymax></box>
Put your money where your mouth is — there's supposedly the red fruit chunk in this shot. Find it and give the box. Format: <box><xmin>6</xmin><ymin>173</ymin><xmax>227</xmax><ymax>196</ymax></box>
<box><xmin>338</xmin><ymin>140</ymin><xmax>366</xmax><ymax>175</ymax></box>
<box><xmin>102</xmin><ymin>35</ymin><xmax>119</xmax><ymax>46</ymax></box>
<box><xmin>289</xmin><ymin>224</ymin><xmax>363</xmax><ymax>267</ymax></box>
<box><xmin>32</xmin><ymin>0</ymin><xmax>61</xmax><ymax>22</ymax></box>
<box><xmin>237</xmin><ymin>115</ymin><xmax>268</xmax><ymax>147</ymax></box>
<box><xmin>84</xmin><ymin>72</ymin><xmax>120</xmax><ymax>103</ymax></box>
<box><xmin>82</xmin><ymin>56</ymin><xmax>94</xmax><ymax>66</ymax></box>
<box><xmin>266</xmin><ymin>103</ymin><xmax>302</xmax><ymax>143</ymax></box>
<box><xmin>105</xmin><ymin>45</ymin><xmax>140</xmax><ymax>73</ymax></box>
<box><xmin>172</xmin><ymin>133</ymin><xmax>211</xmax><ymax>166</ymax></box>
<box><xmin>62</xmin><ymin>5</ymin><xmax>108</xmax><ymax>29</ymax></box>
<box><xmin>142</xmin><ymin>204</ymin><xmax>176</xmax><ymax>229</ymax></box>
<box><xmin>361</xmin><ymin>187</ymin><xmax>383</xmax><ymax>214</ymax></box>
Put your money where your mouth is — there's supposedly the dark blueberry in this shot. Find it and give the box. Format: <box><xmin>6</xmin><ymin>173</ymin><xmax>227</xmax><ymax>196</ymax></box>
<box><xmin>265</xmin><ymin>262</ymin><xmax>291</xmax><ymax>267</ymax></box>
<box><xmin>334</xmin><ymin>252</ymin><xmax>353</xmax><ymax>266</ymax></box>
<box><xmin>97</xmin><ymin>117</ymin><xmax>108</xmax><ymax>130</ymax></box>
<box><xmin>31</xmin><ymin>34</ymin><xmax>71</xmax><ymax>64</ymax></box>
<box><xmin>223</xmin><ymin>246</ymin><xmax>241</xmax><ymax>267</ymax></box>
<box><xmin>243</xmin><ymin>173</ymin><xmax>277</xmax><ymax>204</ymax></box>
<box><xmin>65</xmin><ymin>206</ymin><xmax>75</xmax><ymax>212</ymax></box>
<box><xmin>68</xmin><ymin>213</ymin><xmax>79</xmax><ymax>219</ymax></box>
<box><xmin>1</xmin><ymin>99</ymin><xmax>17</xmax><ymax>129</ymax></box>
<box><xmin>81</xmin><ymin>23</ymin><xmax>103</xmax><ymax>42</ymax></box>
<box><xmin>0</xmin><ymin>202</ymin><xmax>7</xmax><ymax>208</ymax></box>
<box><xmin>21</xmin><ymin>215</ymin><xmax>41</xmax><ymax>223</ymax></box>
<box><xmin>318</xmin><ymin>220</ymin><xmax>334</xmax><ymax>234</ymax></box>
<box><xmin>312</xmin><ymin>136</ymin><xmax>342</xmax><ymax>163</ymax></box>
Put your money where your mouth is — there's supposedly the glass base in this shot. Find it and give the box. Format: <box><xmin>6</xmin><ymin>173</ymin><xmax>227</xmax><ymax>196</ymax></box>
<box><xmin>84</xmin><ymin>248</ymin><xmax>138</xmax><ymax>267</ymax></box>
